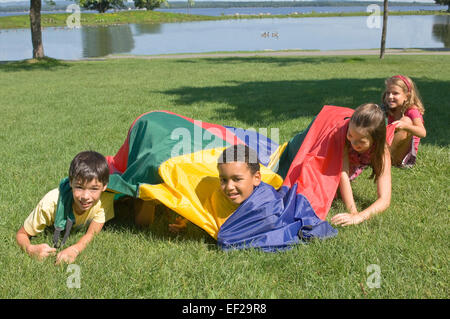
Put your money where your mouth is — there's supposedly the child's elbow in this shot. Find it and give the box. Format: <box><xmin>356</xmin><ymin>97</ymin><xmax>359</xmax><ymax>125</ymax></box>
<box><xmin>384</xmin><ymin>198</ymin><xmax>391</xmax><ymax>211</ymax></box>
<box><xmin>381</xmin><ymin>195</ymin><xmax>391</xmax><ymax>212</ymax></box>
<box><xmin>416</xmin><ymin>125</ymin><xmax>426</xmax><ymax>139</ymax></box>
<box><xmin>421</xmin><ymin>129</ymin><xmax>427</xmax><ymax>139</ymax></box>
<box><xmin>378</xmin><ymin>191</ymin><xmax>391</xmax><ymax>212</ymax></box>
<box><xmin>16</xmin><ymin>226</ymin><xmax>28</xmax><ymax>238</ymax></box>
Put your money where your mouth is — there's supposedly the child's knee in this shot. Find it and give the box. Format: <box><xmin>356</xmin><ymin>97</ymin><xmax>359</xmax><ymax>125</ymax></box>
<box><xmin>395</xmin><ymin>116</ymin><xmax>413</xmax><ymax>140</ymax></box>
<box><xmin>400</xmin><ymin>115</ymin><xmax>413</xmax><ymax>126</ymax></box>
<box><xmin>395</xmin><ymin>129</ymin><xmax>409</xmax><ymax>141</ymax></box>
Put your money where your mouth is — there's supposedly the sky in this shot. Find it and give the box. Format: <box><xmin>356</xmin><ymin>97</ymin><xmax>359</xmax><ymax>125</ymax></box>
<box><xmin>0</xmin><ymin>0</ymin><xmax>438</xmax><ymax>3</ymax></box>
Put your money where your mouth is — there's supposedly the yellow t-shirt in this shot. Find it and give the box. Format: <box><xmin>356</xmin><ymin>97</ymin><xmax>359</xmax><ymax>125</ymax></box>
<box><xmin>24</xmin><ymin>188</ymin><xmax>115</xmax><ymax>237</ymax></box>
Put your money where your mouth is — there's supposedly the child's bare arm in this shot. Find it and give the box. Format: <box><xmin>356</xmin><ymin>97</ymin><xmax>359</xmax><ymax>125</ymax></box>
<box><xmin>16</xmin><ymin>226</ymin><xmax>56</xmax><ymax>260</ymax></box>
<box><xmin>393</xmin><ymin>116</ymin><xmax>426</xmax><ymax>139</ymax></box>
<box><xmin>355</xmin><ymin>149</ymin><xmax>392</xmax><ymax>221</ymax></box>
<box><xmin>332</xmin><ymin>148</ymin><xmax>391</xmax><ymax>226</ymax></box>
<box><xmin>407</xmin><ymin>117</ymin><xmax>426</xmax><ymax>138</ymax></box>
<box><xmin>338</xmin><ymin>149</ymin><xmax>358</xmax><ymax>214</ymax></box>
<box><xmin>360</xmin><ymin>151</ymin><xmax>392</xmax><ymax>220</ymax></box>
<box><xmin>331</xmin><ymin>150</ymin><xmax>361</xmax><ymax>226</ymax></box>
<box><xmin>55</xmin><ymin>221</ymin><xmax>104</xmax><ymax>265</ymax></box>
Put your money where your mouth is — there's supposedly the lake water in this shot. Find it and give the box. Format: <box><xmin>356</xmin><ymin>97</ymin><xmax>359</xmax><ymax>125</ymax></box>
<box><xmin>0</xmin><ymin>15</ymin><xmax>449</xmax><ymax>61</ymax></box>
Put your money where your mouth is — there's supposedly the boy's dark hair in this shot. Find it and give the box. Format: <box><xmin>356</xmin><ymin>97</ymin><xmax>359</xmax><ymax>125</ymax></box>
<box><xmin>217</xmin><ymin>144</ymin><xmax>260</xmax><ymax>175</ymax></box>
<box><xmin>69</xmin><ymin>151</ymin><xmax>109</xmax><ymax>185</ymax></box>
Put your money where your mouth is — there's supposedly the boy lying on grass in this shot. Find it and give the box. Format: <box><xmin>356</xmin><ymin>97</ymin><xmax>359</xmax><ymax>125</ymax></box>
<box><xmin>160</xmin><ymin>144</ymin><xmax>338</xmax><ymax>251</ymax></box>
<box><xmin>215</xmin><ymin>144</ymin><xmax>338</xmax><ymax>251</ymax></box>
<box><xmin>16</xmin><ymin>151</ymin><xmax>115</xmax><ymax>265</ymax></box>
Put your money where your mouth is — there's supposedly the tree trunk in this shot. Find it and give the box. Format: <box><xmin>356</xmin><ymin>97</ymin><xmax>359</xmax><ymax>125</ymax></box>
<box><xmin>380</xmin><ymin>0</ymin><xmax>388</xmax><ymax>59</ymax></box>
<box><xmin>30</xmin><ymin>0</ymin><xmax>44</xmax><ymax>59</ymax></box>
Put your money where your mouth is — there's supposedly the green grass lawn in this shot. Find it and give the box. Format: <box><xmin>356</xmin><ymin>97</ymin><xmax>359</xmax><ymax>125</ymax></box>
<box><xmin>0</xmin><ymin>54</ymin><xmax>448</xmax><ymax>299</ymax></box>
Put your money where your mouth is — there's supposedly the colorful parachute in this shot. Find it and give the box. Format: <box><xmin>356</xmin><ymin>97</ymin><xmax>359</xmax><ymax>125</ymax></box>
<box><xmin>54</xmin><ymin>105</ymin><xmax>396</xmax><ymax>251</ymax></box>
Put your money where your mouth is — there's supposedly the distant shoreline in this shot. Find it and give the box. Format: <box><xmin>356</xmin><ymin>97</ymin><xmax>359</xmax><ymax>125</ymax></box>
<box><xmin>0</xmin><ymin>1</ymin><xmax>442</xmax><ymax>11</ymax></box>
<box><xmin>0</xmin><ymin>9</ymin><xmax>448</xmax><ymax>30</ymax></box>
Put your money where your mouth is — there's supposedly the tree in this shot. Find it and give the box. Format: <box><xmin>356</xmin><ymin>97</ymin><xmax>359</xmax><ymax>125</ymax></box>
<box><xmin>435</xmin><ymin>0</ymin><xmax>450</xmax><ymax>12</ymax></box>
<box><xmin>78</xmin><ymin>0</ymin><xmax>126</xmax><ymax>14</ymax></box>
<box><xmin>432</xmin><ymin>16</ymin><xmax>450</xmax><ymax>48</ymax></box>
<box><xmin>380</xmin><ymin>0</ymin><xmax>388</xmax><ymax>59</ymax></box>
<box><xmin>134</xmin><ymin>0</ymin><xmax>167</xmax><ymax>11</ymax></box>
<box><xmin>30</xmin><ymin>0</ymin><xmax>44</xmax><ymax>59</ymax></box>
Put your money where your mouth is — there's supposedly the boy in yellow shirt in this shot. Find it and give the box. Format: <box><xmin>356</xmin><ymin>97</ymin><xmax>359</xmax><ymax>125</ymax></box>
<box><xmin>16</xmin><ymin>151</ymin><xmax>115</xmax><ymax>265</ymax></box>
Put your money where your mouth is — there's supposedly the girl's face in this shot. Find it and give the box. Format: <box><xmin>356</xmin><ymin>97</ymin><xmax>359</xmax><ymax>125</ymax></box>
<box><xmin>347</xmin><ymin>123</ymin><xmax>373</xmax><ymax>153</ymax></box>
<box><xmin>218</xmin><ymin>162</ymin><xmax>261</xmax><ymax>206</ymax></box>
<box><xmin>385</xmin><ymin>84</ymin><xmax>409</xmax><ymax>110</ymax></box>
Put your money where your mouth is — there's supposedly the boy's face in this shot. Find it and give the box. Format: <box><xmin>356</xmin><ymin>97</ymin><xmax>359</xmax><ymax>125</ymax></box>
<box><xmin>70</xmin><ymin>178</ymin><xmax>107</xmax><ymax>215</ymax></box>
<box><xmin>218</xmin><ymin>162</ymin><xmax>261</xmax><ymax>206</ymax></box>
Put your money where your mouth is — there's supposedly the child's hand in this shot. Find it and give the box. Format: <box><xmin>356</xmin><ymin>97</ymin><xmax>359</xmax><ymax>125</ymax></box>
<box><xmin>55</xmin><ymin>246</ymin><xmax>80</xmax><ymax>265</ymax></box>
<box><xmin>26</xmin><ymin>243</ymin><xmax>57</xmax><ymax>260</ymax></box>
<box><xmin>392</xmin><ymin>120</ymin><xmax>409</xmax><ymax>131</ymax></box>
<box><xmin>168</xmin><ymin>217</ymin><xmax>188</xmax><ymax>233</ymax></box>
<box><xmin>331</xmin><ymin>213</ymin><xmax>365</xmax><ymax>226</ymax></box>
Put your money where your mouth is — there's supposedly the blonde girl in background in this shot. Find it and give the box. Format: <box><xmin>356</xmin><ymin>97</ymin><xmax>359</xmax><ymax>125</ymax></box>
<box><xmin>382</xmin><ymin>75</ymin><xmax>426</xmax><ymax>167</ymax></box>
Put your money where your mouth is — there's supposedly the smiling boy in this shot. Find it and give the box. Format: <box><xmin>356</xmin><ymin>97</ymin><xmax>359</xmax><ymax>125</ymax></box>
<box><xmin>16</xmin><ymin>151</ymin><xmax>115</xmax><ymax>265</ymax></box>
<box><xmin>217</xmin><ymin>144</ymin><xmax>262</xmax><ymax>206</ymax></box>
